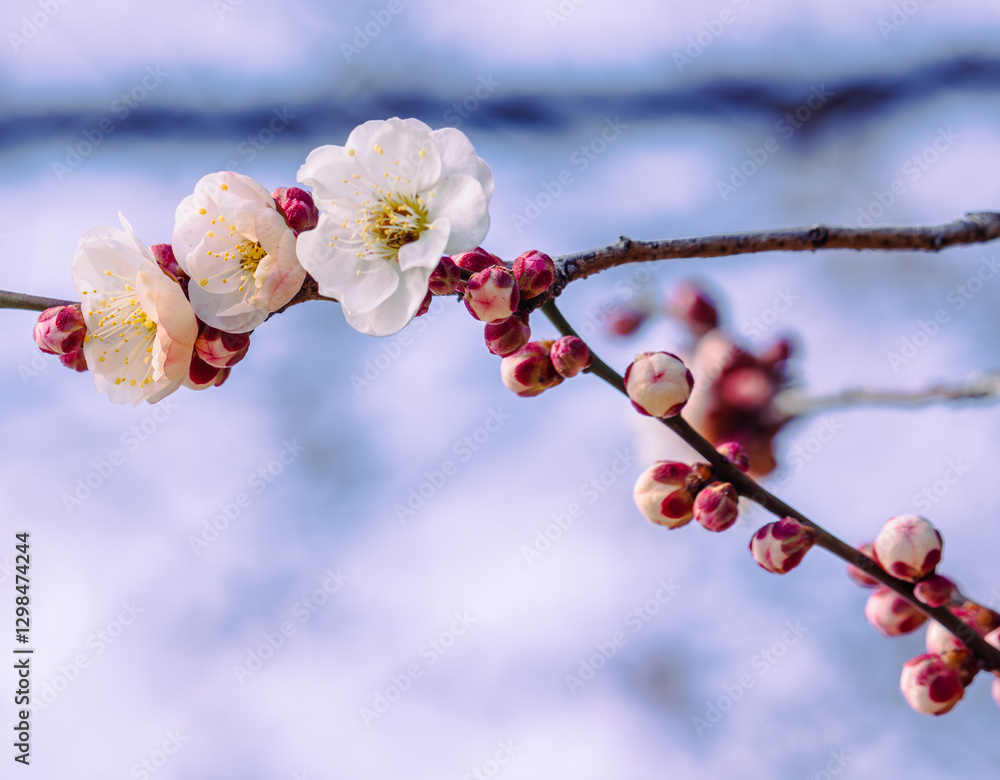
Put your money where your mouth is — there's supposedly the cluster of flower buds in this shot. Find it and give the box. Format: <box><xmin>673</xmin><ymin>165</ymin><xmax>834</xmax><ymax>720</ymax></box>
<box><xmin>632</xmin><ymin>441</ymin><xmax>747</xmax><ymax>533</ymax></box>
<box><xmin>448</xmin><ymin>248</ymin><xmax>558</xmax><ymax>359</ymax></box>
<box><xmin>34</xmin><ymin>181</ymin><xmax>316</xmax><ymax>404</ymax></box>
<box><xmin>841</xmin><ymin>514</ymin><xmax>1000</xmax><ymax>715</ymax></box>
<box><xmin>500</xmin><ymin>335</ymin><xmax>593</xmax><ymax>397</ymax></box>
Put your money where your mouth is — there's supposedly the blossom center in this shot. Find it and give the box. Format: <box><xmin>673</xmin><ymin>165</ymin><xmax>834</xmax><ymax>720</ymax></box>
<box><xmin>86</xmin><ymin>289</ymin><xmax>158</xmax><ymax>387</ymax></box>
<box><xmin>360</xmin><ymin>192</ymin><xmax>428</xmax><ymax>262</ymax></box>
<box><xmin>237</xmin><ymin>240</ymin><xmax>267</xmax><ymax>274</ymax></box>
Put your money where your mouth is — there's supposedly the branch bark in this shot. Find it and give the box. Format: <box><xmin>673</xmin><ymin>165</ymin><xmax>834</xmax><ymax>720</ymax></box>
<box><xmin>540</xmin><ymin>299</ymin><xmax>1000</xmax><ymax>674</ymax></box>
<box><xmin>552</xmin><ymin>211</ymin><xmax>1000</xmax><ymax>292</ymax></box>
<box><xmin>0</xmin><ymin>290</ymin><xmax>76</xmax><ymax>313</ymax></box>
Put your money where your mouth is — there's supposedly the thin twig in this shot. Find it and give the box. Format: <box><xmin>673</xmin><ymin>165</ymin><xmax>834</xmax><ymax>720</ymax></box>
<box><xmin>552</xmin><ymin>211</ymin><xmax>1000</xmax><ymax>292</ymax></box>
<box><xmin>776</xmin><ymin>376</ymin><xmax>1000</xmax><ymax>416</ymax></box>
<box><xmin>0</xmin><ymin>290</ymin><xmax>76</xmax><ymax>313</ymax></box>
<box><xmin>539</xmin><ymin>299</ymin><xmax>1000</xmax><ymax>673</ymax></box>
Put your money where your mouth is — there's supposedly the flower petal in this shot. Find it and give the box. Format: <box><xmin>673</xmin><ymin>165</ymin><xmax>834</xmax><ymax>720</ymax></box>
<box><xmin>426</xmin><ymin>174</ymin><xmax>490</xmax><ymax>254</ymax></box>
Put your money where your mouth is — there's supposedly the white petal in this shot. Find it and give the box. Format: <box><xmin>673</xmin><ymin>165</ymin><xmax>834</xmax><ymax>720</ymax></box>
<box><xmin>342</xmin><ymin>264</ymin><xmax>434</xmax><ymax>336</ymax></box>
<box><xmin>425</xmin><ymin>174</ymin><xmax>490</xmax><ymax>254</ymax></box>
<box><xmin>396</xmin><ymin>219</ymin><xmax>449</xmax><ymax>273</ymax></box>
<box><xmin>369</xmin><ymin>120</ymin><xmax>442</xmax><ymax>193</ymax></box>
<box><xmin>431</xmin><ymin>127</ymin><xmax>495</xmax><ymax>200</ymax></box>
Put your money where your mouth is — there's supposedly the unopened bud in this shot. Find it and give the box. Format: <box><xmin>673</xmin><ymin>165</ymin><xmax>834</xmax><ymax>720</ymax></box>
<box><xmin>608</xmin><ymin>307</ymin><xmax>647</xmax><ymax>337</ymax></box>
<box><xmin>151</xmin><ymin>243</ymin><xmax>185</xmax><ymax>283</ymax></box>
<box><xmin>511</xmin><ymin>250</ymin><xmax>555</xmax><ymax>298</ymax></box>
<box><xmin>865</xmin><ymin>585</ymin><xmax>927</xmax><ymax>637</ymax></box>
<box><xmin>451</xmin><ymin>247</ymin><xmax>503</xmax><ymax>274</ymax></box>
<box><xmin>415</xmin><ymin>290</ymin><xmax>433</xmax><ymax>318</ymax></box>
<box><xmin>693</xmin><ymin>482</ymin><xmax>739</xmax><ymax>532</ymax></box>
<box><xmin>749</xmin><ymin>517</ymin><xmax>817</xmax><ymax>574</ymax></box>
<box><xmin>465</xmin><ymin>266</ymin><xmax>520</xmax><ymax>323</ymax></box>
<box><xmin>624</xmin><ymin>351</ymin><xmax>693</xmax><ymax>418</ymax></box>
<box><xmin>272</xmin><ymin>187</ymin><xmax>319</xmax><ymax>235</ymax></box>
<box><xmin>900</xmin><ymin>653</ymin><xmax>965</xmax><ymax>715</ymax></box>
<box><xmin>185</xmin><ymin>355</ymin><xmax>230</xmax><ymax>389</ymax></box>
<box><xmin>59</xmin><ymin>347</ymin><xmax>88</xmax><ymax>372</ymax></box>
<box><xmin>549</xmin><ymin>335</ymin><xmax>593</xmax><ymax>378</ymax></box>
<box><xmin>428</xmin><ymin>256</ymin><xmax>460</xmax><ymax>296</ymax></box>
<box><xmin>500</xmin><ymin>341</ymin><xmax>563</xmax><ymax>397</ymax></box>
<box><xmin>195</xmin><ymin>325</ymin><xmax>251</xmax><ymax>369</ymax></box>
<box><xmin>484</xmin><ymin>315</ymin><xmax>530</xmax><ymax>357</ymax></box>
<box><xmin>914</xmin><ymin>574</ymin><xmax>957</xmax><ymax>608</ymax></box>
<box><xmin>34</xmin><ymin>304</ymin><xmax>86</xmax><ymax>355</ymax></box>
<box><xmin>716</xmin><ymin>441</ymin><xmax>749</xmax><ymax>472</ymax></box>
<box><xmin>633</xmin><ymin>461</ymin><xmax>696</xmax><ymax>529</ymax></box>
<box><xmin>926</xmin><ymin>603</ymin><xmax>998</xmax><ymax>655</ymax></box>
<box><xmin>667</xmin><ymin>281</ymin><xmax>719</xmax><ymax>337</ymax></box>
<box><xmin>846</xmin><ymin>542</ymin><xmax>881</xmax><ymax>588</ymax></box>
<box><xmin>873</xmin><ymin>515</ymin><xmax>943</xmax><ymax>583</ymax></box>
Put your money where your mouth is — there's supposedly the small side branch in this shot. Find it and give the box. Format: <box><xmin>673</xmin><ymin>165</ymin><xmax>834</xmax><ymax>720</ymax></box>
<box><xmin>553</xmin><ymin>211</ymin><xmax>1000</xmax><ymax>290</ymax></box>
<box><xmin>777</xmin><ymin>375</ymin><xmax>1000</xmax><ymax>416</ymax></box>
<box><xmin>0</xmin><ymin>290</ymin><xmax>77</xmax><ymax>313</ymax></box>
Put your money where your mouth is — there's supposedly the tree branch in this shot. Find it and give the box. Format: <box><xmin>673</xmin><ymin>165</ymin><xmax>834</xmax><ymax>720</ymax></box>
<box><xmin>552</xmin><ymin>211</ymin><xmax>1000</xmax><ymax>291</ymax></box>
<box><xmin>539</xmin><ymin>299</ymin><xmax>1000</xmax><ymax>674</ymax></box>
<box><xmin>776</xmin><ymin>374</ymin><xmax>1000</xmax><ymax>416</ymax></box>
<box><xmin>0</xmin><ymin>290</ymin><xmax>76</xmax><ymax>313</ymax></box>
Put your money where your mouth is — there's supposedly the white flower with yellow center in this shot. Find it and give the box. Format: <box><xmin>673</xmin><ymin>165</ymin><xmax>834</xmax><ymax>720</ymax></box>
<box><xmin>296</xmin><ymin>117</ymin><xmax>494</xmax><ymax>336</ymax></box>
<box><xmin>72</xmin><ymin>213</ymin><xmax>198</xmax><ymax>405</ymax></box>
<box><xmin>173</xmin><ymin>171</ymin><xmax>306</xmax><ymax>333</ymax></box>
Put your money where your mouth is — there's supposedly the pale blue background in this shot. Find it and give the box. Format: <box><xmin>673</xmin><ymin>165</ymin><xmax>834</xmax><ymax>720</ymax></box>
<box><xmin>1</xmin><ymin>1</ymin><xmax>1000</xmax><ymax>778</ymax></box>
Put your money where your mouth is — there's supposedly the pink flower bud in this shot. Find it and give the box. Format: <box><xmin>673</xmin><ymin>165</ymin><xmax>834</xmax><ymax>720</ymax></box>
<box><xmin>873</xmin><ymin>515</ymin><xmax>943</xmax><ymax>583</ymax></box>
<box><xmin>195</xmin><ymin>325</ymin><xmax>251</xmax><ymax>369</ymax></box>
<box><xmin>624</xmin><ymin>351</ymin><xmax>693</xmax><ymax>418</ymax></box>
<box><xmin>865</xmin><ymin>585</ymin><xmax>927</xmax><ymax>637</ymax></box>
<box><xmin>272</xmin><ymin>187</ymin><xmax>319</xmax><ymax>235</ymax></box>
<box><xmin>693</xmin><ymin>482</ymin><xmax>739</xmax><ymax>532</ymax></box>
<box><xmin>914</xmin><ymin>574</ymin><xmax>957</xmax><ymax>608</ymax></box>
<box><xmin>428</xmin><ymin>256</ymin><xmax>460</xmax><ymax>296</ymax></box>
<box><xmin>846</xmin><ymin>542</ymin><xmax>881</xmax><ymax>588</ymax></box>
<box><xmin>500</xmin><ymin>341</ymin><xmax>563</xmax><ymax>397</ymax></box>
<box><xmin>464</xmin><ymin>266</ymin><xmax>520</xmax><ymax>323</ymax></box>
<box><xmin>484</xmin><ymin>315</ymin><xmax>530</xmax><ymax>357</ymax></box>
<box><xmin>716</xmin><ymin>441</ymin><xmax>749</xmax><ymax>472</ymax></box>
<box><xmin>151</xmin><ymin>243</ymin><xmax>185</xmax><ymax>284</ymax></box>
<box><xmin>667</xmin><ymin>281</ymin><xmax>719</xmax><ymax>337</ymax></box>
<box><xmin>926</xmin><ymin>603</ymin><xmax>998</xmax><ymax>654</ymax></box>
<box><xmin>511</xmin><ymin>250</ymin><xmax>555</xmax><ymax>298</ymax></box>
<box><xmin>186</xmin><ymin>355</ymin><xmax>230</xmax><ymax>389</ymax></box>
<box><xmin>415</xmin><ymin>290</ymin><xmax>433</xmax><ymax>318</ymax></box>
<box><xmin>59</xmin><ymin>347</ymin><xmax>88</xmax><ymax>372</ymax></box>
<box><xmin>750</xmin><ymin>517</ymin><xmax>818</xmax><ymax>574</ymax></box>
<box><xmin>34</xmin><ymin>304</ymin><xmax>86</xmax><ymax>355</ymax></box>
<box><xmin>633</xmin><ymin>461</ymin><xmax>698</xmax><ymax>529</ymax></box>
<box><xmin>549</xmin><ymin>335</ymin><xmax>593</xmax><ymax>378</ymax></box>
<box><xmin>451</xmin><ymin>247</ymin><xmax>503</xmax><ymax>274</ymax></box>
<box><xmin>900</xmin><ymin>654</ymin><xmax>965</xmax><ymax>715</ymax></box>
<box><xmin>608</xmin><ymin>307</ymin><xmax>647</xmax><ymax>337</ymax></box>
<box><xmin>992</xmin><ymin>677</ymin><xmax>1000</xmax><ymax>710</ymax></box>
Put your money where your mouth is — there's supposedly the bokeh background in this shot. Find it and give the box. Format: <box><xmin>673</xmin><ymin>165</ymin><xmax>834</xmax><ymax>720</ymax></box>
<box><xmin>2</xmin><ymin>1</ymin><xmax>1000</xmax><ymax>777</ymax></box>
